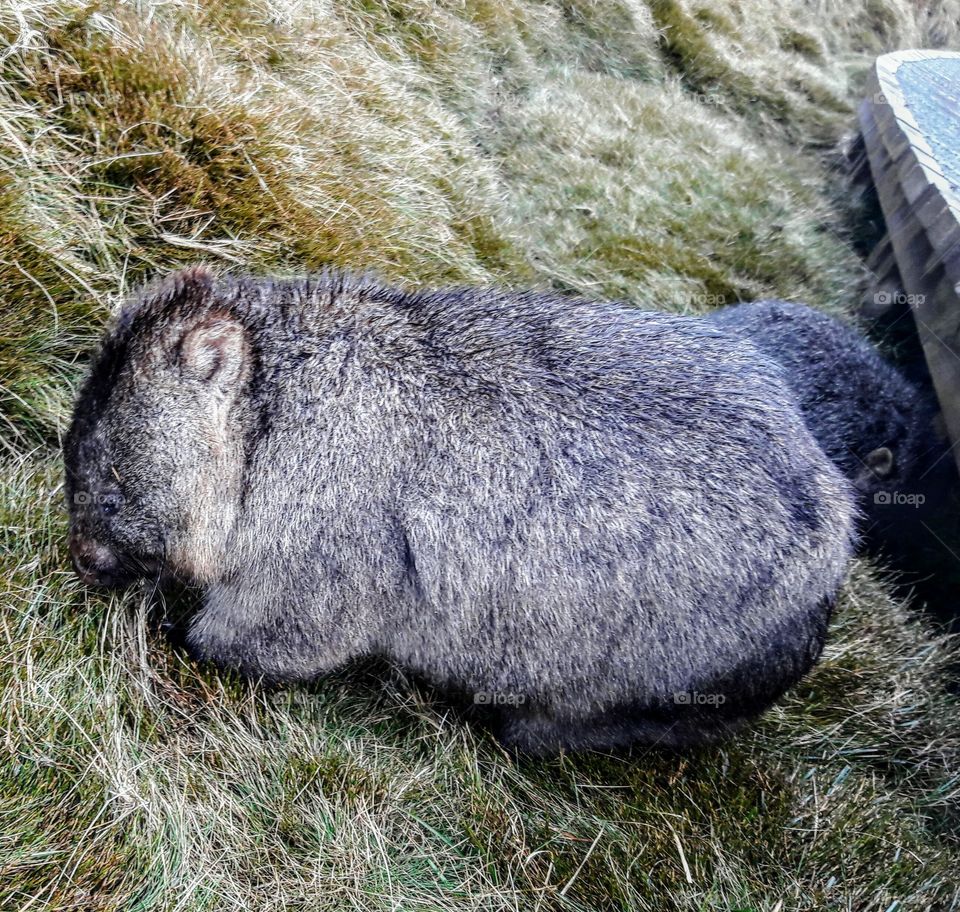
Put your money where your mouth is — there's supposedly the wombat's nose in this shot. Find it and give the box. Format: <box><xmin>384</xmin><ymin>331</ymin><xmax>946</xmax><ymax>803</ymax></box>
<box><xmin>69</xmin><ymin>535</ymin><xmax>121</xmax><ymax>588</ymax></box>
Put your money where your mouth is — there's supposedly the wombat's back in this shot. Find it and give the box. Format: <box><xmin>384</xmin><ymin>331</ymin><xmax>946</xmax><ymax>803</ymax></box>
<box><xmin>321</xmin><ymin>284</ymin><xmax>858</xmax><ymax>743</ymax></box>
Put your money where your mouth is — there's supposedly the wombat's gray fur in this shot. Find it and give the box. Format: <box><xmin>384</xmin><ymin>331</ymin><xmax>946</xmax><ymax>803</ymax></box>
<box><xmin>65</xmin><ymin>268</ymin><xmax>855</xmax><ymax>755</ymax></box>
<box><xmin>705</xmin><ymin>300</ymin><xmax>949</xmax><ymax>524</ymax></box>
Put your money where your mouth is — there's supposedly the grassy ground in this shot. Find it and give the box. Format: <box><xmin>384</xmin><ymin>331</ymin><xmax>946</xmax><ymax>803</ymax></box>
<box><xmin>3</xmin><ymin>1</ymin><xmax>960</xmax><ymax>908</ymax></box>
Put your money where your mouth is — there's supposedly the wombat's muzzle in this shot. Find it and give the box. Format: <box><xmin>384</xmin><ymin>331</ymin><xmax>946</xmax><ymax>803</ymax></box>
<box><xmin>69</xmin><ymin>535</ymin><xmax>140</xmax><ymax>589</ymax></box>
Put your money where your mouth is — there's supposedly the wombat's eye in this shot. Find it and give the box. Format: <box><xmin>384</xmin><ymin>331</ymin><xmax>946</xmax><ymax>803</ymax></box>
<box><xmin>99</xmin><ymin>493</ymin><xmax>123</xmax><ymax>518</ymax></box>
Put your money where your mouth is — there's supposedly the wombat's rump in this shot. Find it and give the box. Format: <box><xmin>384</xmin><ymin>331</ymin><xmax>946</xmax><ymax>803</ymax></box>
<box><xmin>65</xmin><ymin>269</ymin><xmax>856</xmax><ymax>754</ymax></box>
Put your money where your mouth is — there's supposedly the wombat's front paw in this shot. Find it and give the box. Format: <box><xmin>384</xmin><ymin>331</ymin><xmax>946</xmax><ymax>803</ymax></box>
<box><xmin>184</xmin><ymin>616</ymin><xmax>242</xmax><ymax>669</ymax></box>
<box><xmin>495</xmin><ymin>712</ymin><xmax>568</xmax><ymax>757</ymax></box>
<box><xmin>184</xmin><ymin>597</ymin><xmax>338</xmax><ymax>684</ymax></box>
<box><xmin>185</xmin><ymin>622</ymin><xmax>286</xmax><ymax>681</ymax></box>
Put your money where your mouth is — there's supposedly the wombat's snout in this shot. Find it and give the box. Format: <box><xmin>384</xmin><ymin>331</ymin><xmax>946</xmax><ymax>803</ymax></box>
<box><xmin>69</xmin><ymin>534</ymin><xmax>129</xmax><ymax>589</ymax></box>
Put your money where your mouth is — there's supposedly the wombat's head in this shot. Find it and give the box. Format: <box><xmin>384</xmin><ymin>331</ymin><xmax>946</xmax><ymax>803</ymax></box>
<box><xmin>65</xmin><ymin>267</ymin><xmax>250</xmax><ymax>589</ymax></box>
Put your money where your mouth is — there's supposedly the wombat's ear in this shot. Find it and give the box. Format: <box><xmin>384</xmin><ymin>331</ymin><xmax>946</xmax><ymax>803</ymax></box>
<box><xmin>852</xmin><ymin>446</ymin><xmax>895</xmax><ymax>492</ymax></box>
<box><xmin>178</xmin><ymin>315</ymin><xmax>248</xmax><ymax>394</ymax></box>
<box><xmin>865</xmin><ymin>446</ymin><xmax>895</xmax><ymax>479</ymax></box>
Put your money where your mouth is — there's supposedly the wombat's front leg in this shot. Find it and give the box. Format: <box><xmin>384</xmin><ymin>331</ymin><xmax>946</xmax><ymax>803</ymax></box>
<box><xmin>185</xmin><ymin>579</ymin><xmax>361</xmax><ymax>683</ymax></box>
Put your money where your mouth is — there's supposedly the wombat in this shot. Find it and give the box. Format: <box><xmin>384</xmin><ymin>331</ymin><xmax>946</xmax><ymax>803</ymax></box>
<box><xmin>65</xmin><ymin>268</ymin><xmax>855</xmax><ymax>755</ymax></box>
<box><xmin>705</xmin><ymin>300</ymin><xmax>950</xmax><ymax>528</ymax></box>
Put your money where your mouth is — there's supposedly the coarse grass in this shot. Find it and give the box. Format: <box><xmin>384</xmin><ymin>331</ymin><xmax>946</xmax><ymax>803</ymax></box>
<box><xmin>2</xmin><ymin>0</ymin><xmax>960</xmax><ymax>909</ymax></box>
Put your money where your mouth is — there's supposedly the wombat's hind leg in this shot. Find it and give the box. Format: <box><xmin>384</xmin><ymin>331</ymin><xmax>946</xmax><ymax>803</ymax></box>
<box><xmin>495</xmin><ymin>708</ymin><xmax>749</xmax><ymax>756</ymax></box>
